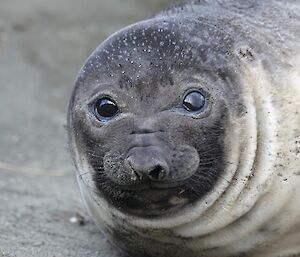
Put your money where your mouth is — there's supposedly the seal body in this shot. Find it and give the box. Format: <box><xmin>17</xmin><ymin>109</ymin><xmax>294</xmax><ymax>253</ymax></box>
<box><xmin>68</xmin><ymin>1</ymin><xmax>300</xmax><ymax>256</ymax></box>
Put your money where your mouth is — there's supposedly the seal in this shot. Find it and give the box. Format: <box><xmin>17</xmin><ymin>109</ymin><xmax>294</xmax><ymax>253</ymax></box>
<box><xmin>68</xmin><ymin>0</ymin><xmax>300</xmax><ymax>256</ymax></box>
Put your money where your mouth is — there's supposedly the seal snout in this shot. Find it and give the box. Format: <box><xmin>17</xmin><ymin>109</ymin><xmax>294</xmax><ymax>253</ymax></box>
<box><xmin>125</xmin><ymin>147</ymin><xmax>170</xmax><ymax>182</ymax></box>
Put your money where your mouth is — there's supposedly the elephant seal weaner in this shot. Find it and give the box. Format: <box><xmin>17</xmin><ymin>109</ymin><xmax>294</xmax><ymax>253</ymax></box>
<box><xmin>68</xmin><ymin>0</ymin><xmax>300</xmax><ymax>256</ymax></box>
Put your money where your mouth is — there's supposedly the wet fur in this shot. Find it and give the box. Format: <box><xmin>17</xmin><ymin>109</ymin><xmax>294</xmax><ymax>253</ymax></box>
<box><xmin>68</xmin><ymin>0</ymin><xmax>300</xmax><ymax>256</ymax></box>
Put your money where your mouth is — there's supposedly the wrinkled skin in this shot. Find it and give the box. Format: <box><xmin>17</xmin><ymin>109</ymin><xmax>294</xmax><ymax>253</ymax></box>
<box><xmin>68</xmin><ymin>0</ymin><xmax>300</xmax><ymax>257</ymax></box>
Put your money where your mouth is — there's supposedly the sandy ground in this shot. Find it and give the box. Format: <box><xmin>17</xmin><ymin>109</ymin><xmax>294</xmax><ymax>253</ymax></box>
<box><xmin>0</xmin><ymin>0</ymin><xmax>173</xmax><ymax>256</ymax></box>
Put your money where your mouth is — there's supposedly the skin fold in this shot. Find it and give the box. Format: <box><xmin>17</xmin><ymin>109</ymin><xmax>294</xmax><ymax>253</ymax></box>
<box><xmin>68</xmin><ymin>0</ymin><xmax>300</xmax><ymax>256</ymax></box>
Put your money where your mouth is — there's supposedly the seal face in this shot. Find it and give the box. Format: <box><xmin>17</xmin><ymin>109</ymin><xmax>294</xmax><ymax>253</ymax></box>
<box><xmin>69</xmin><ymin>18</ymin><xmax>242</xmax><ymax>217</ymax></box>
<box><xmin>68</xmin><ymin>1</ymin><xmax>300</xmax><ymax>257</ymax></box>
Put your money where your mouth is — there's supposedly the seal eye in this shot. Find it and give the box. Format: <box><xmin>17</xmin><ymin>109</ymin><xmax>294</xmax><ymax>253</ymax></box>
<box><xmin>183</xmin><ymin>91</ymin><xmax>205</xmax><ymax>112</ymax></box>
<box><xmin>94</xmin><ymin>98</ymin><xmax>119</xmax><ymax>120</ymax></box>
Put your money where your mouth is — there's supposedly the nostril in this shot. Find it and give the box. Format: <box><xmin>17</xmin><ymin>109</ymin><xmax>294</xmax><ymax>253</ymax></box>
<box><xmin>148</xmin><ymin>165</ymin><xmax>166</xmax><ymax>181</ymax></box>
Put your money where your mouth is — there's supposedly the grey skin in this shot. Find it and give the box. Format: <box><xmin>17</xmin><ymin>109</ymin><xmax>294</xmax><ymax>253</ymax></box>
<box><xmin>68</xmin><ymin>0</ymin><xmax>300</xmax><ymax>256</ymax></box>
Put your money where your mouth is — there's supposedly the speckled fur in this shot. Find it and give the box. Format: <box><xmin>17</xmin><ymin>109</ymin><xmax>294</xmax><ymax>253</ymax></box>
<box><xmin>68</xmin><ymin>0</ymin><xmax>300</xmax><ymax>257</ymax></box>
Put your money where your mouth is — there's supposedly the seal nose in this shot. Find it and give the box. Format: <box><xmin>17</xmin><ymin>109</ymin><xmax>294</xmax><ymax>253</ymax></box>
<box><xmin>125</xmin><ymin>150</ymin><xmax>169</xmax><ymax>182</ymax></box>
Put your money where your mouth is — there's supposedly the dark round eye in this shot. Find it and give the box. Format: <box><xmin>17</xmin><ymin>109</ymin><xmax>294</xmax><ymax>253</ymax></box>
<box><xmin>94</xmin><ymin>98</ymin><xmax>119</xmax><ymax>120</ymax></box>
<box><xmin>183</xmin><ymin>91</ymin><xmax>206</xmax><ymax>112</ymax></box>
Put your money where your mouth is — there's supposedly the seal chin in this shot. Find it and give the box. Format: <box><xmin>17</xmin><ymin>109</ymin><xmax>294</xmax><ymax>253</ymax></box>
<box><xmin>117</xmin><ymin>179</ymin><xmax>191</xmax><ymax>216</ymax></box>
<box><xmin>119</xmin><ymin>186</ymin><xmax>191</xmax><ymax>217</ymax></box>
<box><xmin>119</xmin><ymin>179</ymin><xmax>188</xmax><ymax>191</ymax></box>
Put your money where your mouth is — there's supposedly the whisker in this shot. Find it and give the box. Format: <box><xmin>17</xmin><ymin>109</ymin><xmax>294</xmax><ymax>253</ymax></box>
<box><xmin>78</xmin><ymin>171</ymin><xmax>90</xmax><ymax>179</ymax></box>
<box><xmin>199</xmin><ymin>161</ymin><xmax>214</xmax><ymax>166</ymax></box>
<box><xmin>198</xmin><ymin>147</ymin><xmax>220</xmax><ymax>155</ymax></box>
<box><xmin>85</xmin><ymin>152</ymin><xmax>104</xmax><ymax>158</ymax></box>
<box><xmin>78</xmin><ymin>176</ymin><xmax>99</xmax><ymax>194</ymax></box>
<box><xmin>218</xmin><ymin>174</ymin><xmax>231</xmax><ymax>184</ymax></box>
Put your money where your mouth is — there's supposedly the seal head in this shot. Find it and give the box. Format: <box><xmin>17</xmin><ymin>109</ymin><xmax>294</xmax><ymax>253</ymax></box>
<box><xmin>69</xmin><ymin>18</ymin><xmax>242</xmax><ymax>218</ymax></box>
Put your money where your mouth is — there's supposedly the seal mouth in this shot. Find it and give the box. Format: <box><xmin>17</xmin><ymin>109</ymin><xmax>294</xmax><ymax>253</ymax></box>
<box><xmin>104</xmin><ymin>173</ymin><xmax>191</xmax><ymax>217</ymax></box>
<box><xmin>120</xmin><ymin>186</ymin><xmax>190</xmax><ymax>217</ymax></box>
<box><xmin>119</xmin><ymin>178</ymin><xmax>187</xmax><ymax>191</ymax></box>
